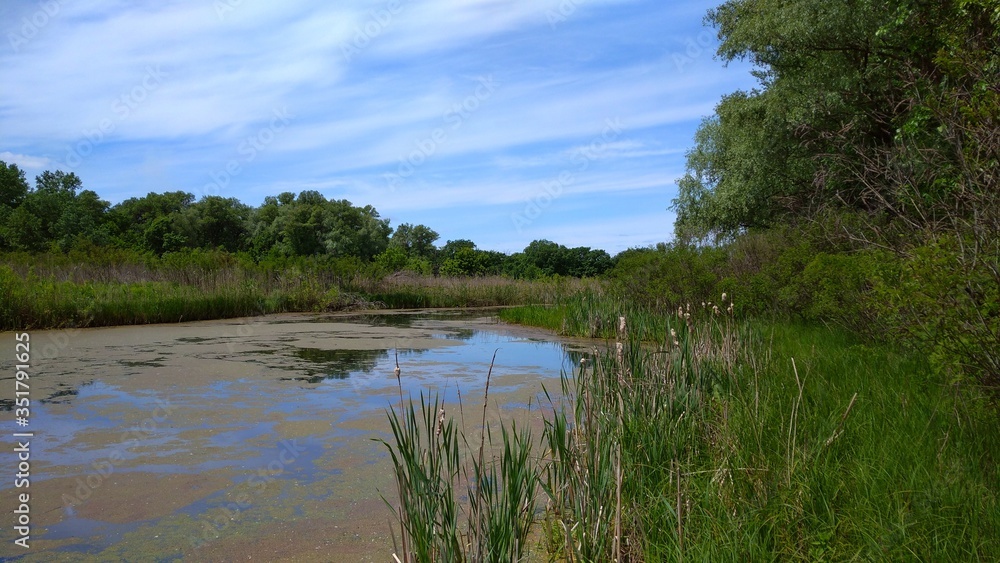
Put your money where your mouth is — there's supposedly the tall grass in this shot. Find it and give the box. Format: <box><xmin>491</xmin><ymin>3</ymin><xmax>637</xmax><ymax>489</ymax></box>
<box><xmin>498</xmin><ymin>296</ymin><xmax>999</xmax><ymax>560</ymax></box>
<box><xmin>379</xmin><ymin>357</ymin><xmax>539</xmax><ymax>562</ymax></box>
<box><xmin>0</xmin><ymin>251</ymin><xmax>589</xmax><ymax>330</ymax></box>
<box><xmin>356</xmin><ymin>273</ymin><xmax>589</xmax><ymax>309</ymax></box>
<box><xmin>0</xmin><ymin>264</ymin><xmax>356</xmax><ymax>330</ymax></box>
<box><xmin>539</xmin><ymin>299</ymin><xmax>747</xmax><ymax>561</ymax></box>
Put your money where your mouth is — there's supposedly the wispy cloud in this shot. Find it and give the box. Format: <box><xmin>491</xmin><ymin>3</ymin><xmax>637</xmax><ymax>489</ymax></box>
<box><xmin>0</xmin><ymin>151</ymin><xmax>51</xmax><ymax>170</ymax></box>
<box><xmin>0</xmin><ymin>0</ymin><xmax>755</xmax><ymax>252</ymax></box>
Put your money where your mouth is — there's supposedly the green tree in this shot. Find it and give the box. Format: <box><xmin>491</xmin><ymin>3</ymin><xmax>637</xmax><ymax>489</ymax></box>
<box><xmin>0</xmin><ymin>161</ymin><xmax>31</xmax><ymax>250</ymax></box>
<box><xmin>107</xmin><ymin>191</ymin><xmax>195</xmax><ymax>250</ymax></box>
<box><xmin>439</xmin><ymin>247</ymin><xmax>490</xmax><ymax>276</ymax></box>
<box><xmin>0</xmin><ymin>161</ymin><xmax>29</xmax><ymax>209</ymax></box>
<box><xmin>390</xmin><ymin>223</ymin><xmax>440</xmax><ymax>259</ymax></box>
<box><xmin>249</xmin><ymin>191</ymin><xmax>390</xmax><ymax>259</ymax></box>
<box><xmin>185</xmin><ymin>196</ymin><xmax>251</xmax><ymax>252</ymax></box>
<box><xmin>3</xmin><ymin>170</ymin><xmax>109</xmax><ymax>251</ymax></box>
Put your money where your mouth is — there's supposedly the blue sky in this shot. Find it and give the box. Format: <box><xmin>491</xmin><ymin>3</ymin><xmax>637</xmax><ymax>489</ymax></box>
<box><xmin>1</xmin><ymin>0</ymin><xmax>755</xmax><ymax>254</ymax></box>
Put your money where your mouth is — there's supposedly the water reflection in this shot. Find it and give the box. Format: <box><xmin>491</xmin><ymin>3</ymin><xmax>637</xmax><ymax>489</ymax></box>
<box><xmin>0</xmin><ymin>311</ymin><xmax>596</xmax><ymax>559</ymax></box>
<box><xmin>284</xmin><ymin>348</ymin><xmax>389</xmax><ymax>382</ymax></box>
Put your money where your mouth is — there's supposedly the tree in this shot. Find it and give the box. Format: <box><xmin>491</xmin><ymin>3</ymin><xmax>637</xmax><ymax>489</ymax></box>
<box><xmin>0</xmin><ymin>161</ymin><xmax>29</xmax><ymax>209</ymax></box>
<box><xmin>2</xmin><ymin>169</ymin><xmax>109</xmax><ymax>251</ymax></box>
<box><xmin>439</xmin><ymin>239</ymin><xmax>477</xmax><ymax>260</ymax></box>
<box><xmin>440</xmin><ymin>247</ymin><xmax>490</xmax><ymax>276</ymax></box>
<box><xmin>185</xmin><ymin>196</ymin><xmax>251</xmax><ymax>252</ymax></box>
<box><xmin>672</xmin><ymin>0</ymin><xmax>912</xmax><ymax>240</ymax></box>
<box><xmin>390</xmin><ymin>223</ymin><xmax>440</xmax><ymax>259</ymax></box>
<box><xmin>0</xmin><ymin>161</ymin><xmax>31</xmax><ymax>250</ymax></box>
<box><xmin>248</xmin><ymin>191</ymin><xmax>390</xmax><ymax>259</ymax></box>
<box><xmin>108</xmin><ymin>191</ymin><xmax>195</xmax><ymax>250</ymax></box>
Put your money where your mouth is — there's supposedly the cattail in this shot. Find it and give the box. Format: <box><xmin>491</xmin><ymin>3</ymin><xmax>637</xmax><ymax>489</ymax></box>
<box><xmin>721</xmin><ymin>292</ymin><xmax>728</xmax><ymax>303</ymax></box>
<box><xmin>436</xmin><ymin>407</ymin><xmax>446</xmax><ymax>437</ymax></box>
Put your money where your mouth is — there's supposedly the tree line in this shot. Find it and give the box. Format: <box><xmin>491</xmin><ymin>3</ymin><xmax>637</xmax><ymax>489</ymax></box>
<box><xmin>664</xmin><ymin>0</ymin><xmax>998</xmax><ymax>387</ymax></box>
<box><xmin>0</xmin><ymin>161</ymin><xmax>613</xmax><ymax>279</ymax></box>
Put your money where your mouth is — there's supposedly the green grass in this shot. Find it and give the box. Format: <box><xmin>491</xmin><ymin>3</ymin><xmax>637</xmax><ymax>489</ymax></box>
<box><xmin>497</xmin><ymin>298</ymin><xmax>999</xmax><ymax>561</ymax></box>
<box><xmin>379</xmin><ymin>357</ymin><xmax>538</xmax><ymax>562</ymax></box>
<box><xmin>0</xmin><ymin>256</ymin><xmax>590</xmax><ymax>330</ymax></box>
<box><xmin>676</xmin><ymin>322</ymin><xmax>1000</xmax><ymax>560</ymax></box>
<box><xmin>0</xmin><ymin>264</ymin><xmax>349</xmax><ymax>329</ymax></box>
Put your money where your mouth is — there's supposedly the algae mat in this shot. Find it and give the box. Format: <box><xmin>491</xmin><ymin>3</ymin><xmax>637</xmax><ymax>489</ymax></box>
<box><xmin>0</xmin><ymin>310</ymin><xmax>591</xmax><ymax>561</ymax></box>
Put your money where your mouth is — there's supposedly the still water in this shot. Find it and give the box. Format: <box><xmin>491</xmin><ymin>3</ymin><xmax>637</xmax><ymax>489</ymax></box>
<box><xmin>0</xmin><ymin>310</ymin><xmax>592</xmax><ymax>562</ymax></box>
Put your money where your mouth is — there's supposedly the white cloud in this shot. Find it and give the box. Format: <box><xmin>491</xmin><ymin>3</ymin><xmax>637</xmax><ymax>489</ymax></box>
<box><xmin>0</xmin><ymin>0</ymin><xmax>757</xmax><ymax>251</ymax></box>
<box><xmin>0</xmin><ymin>152</ymin><xmax>51</xmax><ymax>170</ymax></box>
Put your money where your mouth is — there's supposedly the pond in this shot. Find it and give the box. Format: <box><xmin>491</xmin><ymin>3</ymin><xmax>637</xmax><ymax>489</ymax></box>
<box><xmin>0</xmin><ymin>310</ymin><xmax>594</xmax><ymax>561</ymax></box>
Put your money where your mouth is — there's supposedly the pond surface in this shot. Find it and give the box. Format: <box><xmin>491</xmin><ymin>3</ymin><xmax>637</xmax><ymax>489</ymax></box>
<box><xmin>0</xmin><ymin>310</ymin><xmax>594</xmax><ymax>561</ymax></box>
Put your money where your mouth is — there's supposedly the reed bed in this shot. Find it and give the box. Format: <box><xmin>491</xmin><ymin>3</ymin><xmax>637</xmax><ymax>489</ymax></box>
<box><xmin>355</xmin><ymin>273</ymin><xmax>591</xmax><ymax>309</ymax></box>
<box><xmin>379</xmin><ymin>355</ymin><xmax>539</xmax><ymax>562</ymax></box>
<box><xmin>0</xmin><ymin>254</ymin><xmax>590</xmax><ymax>330</ymax></box>
<box><xmin>384</xmin><ymin>296</ymin><xmax>1000</xmax><ymax>561</ymax></box>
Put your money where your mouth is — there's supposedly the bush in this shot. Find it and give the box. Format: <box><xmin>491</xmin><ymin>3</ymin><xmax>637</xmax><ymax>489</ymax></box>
<box><xmin>873</xmin><ymin>235</ymin><xmax>999</xmax><ymax>386</ymax></box>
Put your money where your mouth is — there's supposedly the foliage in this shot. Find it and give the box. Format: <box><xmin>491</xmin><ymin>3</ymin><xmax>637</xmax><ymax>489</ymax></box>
<box><xmin>501</xmin><ymin>296</ymin><xmax>1000</xmax><ymax>561</ymax></box>
<box><xmin>390</xmin><ymin>223</ymin><xmax>440</xmax><ymax>260</ymax></box>
<box><xmin>669</xmin><ymin>0</ymin><xmax>999</xmax><ymax>388</ymax></box>
<box><xmin>380</xmin><ymin>373</ymin><xmax>538</xmax><ymax>561</ymax></box>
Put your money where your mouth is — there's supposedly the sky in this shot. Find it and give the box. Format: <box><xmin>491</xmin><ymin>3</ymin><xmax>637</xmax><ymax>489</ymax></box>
<box><xmin>1</xmin><ymin>0</ymin><xmax>756</xmax><ymax>255</ymax></box>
